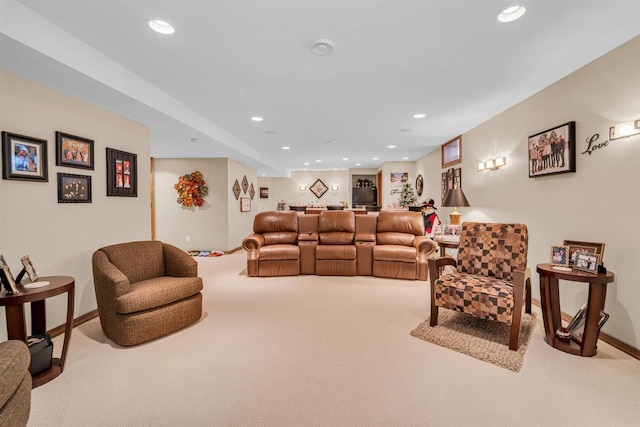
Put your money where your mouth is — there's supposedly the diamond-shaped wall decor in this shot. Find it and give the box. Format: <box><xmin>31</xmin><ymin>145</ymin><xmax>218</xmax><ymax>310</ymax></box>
<box><xmin>232</xmin><ymin>179</ymin><xmax>241</xmax><ymax>200</ymax></box>
<box><xmin>241</xmin><ymin>175</ymin><xmax>249</xmax><ymax>194</ymax></box>
<box><xmin>309</xmin><ymin>179</ymin><xmax>328</xmax><ymax>198</ymax></box>
<box><xmin>249</xmin><ymin>183</ymin><xmax>255</xmax><ymax>199</ymax></box>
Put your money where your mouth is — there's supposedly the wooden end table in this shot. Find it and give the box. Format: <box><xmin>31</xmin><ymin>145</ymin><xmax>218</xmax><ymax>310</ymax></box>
<box><xmin>435</xmin><ymin>239</ymin><xmax>459</xmax><ymax>257</ymax></box>
<box><xmin>0</xmin><ymin>276</ymin><xmax>75</xmax><ymax>387</ymax></box>
<box><xmin>536</xmin><ymin>263</ymin><xmax>614</xmax><ymax>357</ymax></box>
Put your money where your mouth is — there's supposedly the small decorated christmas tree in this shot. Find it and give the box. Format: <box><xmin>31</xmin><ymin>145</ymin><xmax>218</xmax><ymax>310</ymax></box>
<box><xmin>397</xmin><ymin>183</ymin><xmax>418</xmax><ymax>207</ymax></box>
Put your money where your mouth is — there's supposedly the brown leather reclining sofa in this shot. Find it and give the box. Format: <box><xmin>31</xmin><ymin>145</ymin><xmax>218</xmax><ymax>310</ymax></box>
<box><xmin>242</xmin><ymin>210</ymin><xmax>436</xmax><ymax>280</ymax></box>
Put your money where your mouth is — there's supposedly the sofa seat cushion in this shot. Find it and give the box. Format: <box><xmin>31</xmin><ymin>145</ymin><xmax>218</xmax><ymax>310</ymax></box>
<box><xmin>259</xmin><ymin>244</ymin><xmax>300</xmax><ymax>260</ymax></box>
<box><xmin>316</xmin><ymin>245</ymin><xmax>357</xmax><ymax>260</ymax></box>
<box><xmin>434</xmin><ymin>273</ymin><xmax>514</xmax><ymax>323</ymax></box>
<box><xmin>373</xmin><ymin>245</ymin><xmax>417</xmax><ymax>263</ymax></box>
<box><xmin>116</xmin><ymin>276</ymin><xmax>203</xmax><ymax>314</ymax></box>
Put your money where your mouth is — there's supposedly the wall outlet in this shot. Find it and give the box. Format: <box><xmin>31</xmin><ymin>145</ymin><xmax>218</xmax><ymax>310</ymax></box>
<box><xmin>185</xmin><ymin>235</ymin><xmax>191</xmax><ymax>242</ymax></box>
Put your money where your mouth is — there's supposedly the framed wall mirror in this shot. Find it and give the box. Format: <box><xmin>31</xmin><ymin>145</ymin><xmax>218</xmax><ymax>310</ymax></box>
<box><xmin>442</xmin><ymin>135</ymin><xmax>462</xmax><ymax>168</ymax></box>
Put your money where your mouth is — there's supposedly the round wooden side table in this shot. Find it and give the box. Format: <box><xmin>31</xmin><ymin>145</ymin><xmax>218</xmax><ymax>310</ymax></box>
<box><xmin>536</xmin><ymin>263</ymin><xmax>614</xmax><ymax>357</ymax></box>
<box><xmin>0</xmin><ymin>276</ymin><xmax>75</xmax><ymax>387</ymax></box>
<box><xmin>435</xmin><ymin>239</ymin><xmax>459</xmax><ymax>258</ymax></box>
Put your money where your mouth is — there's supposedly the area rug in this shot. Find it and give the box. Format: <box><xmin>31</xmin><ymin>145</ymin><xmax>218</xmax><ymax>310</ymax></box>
<box><xmin>410</xmin><ymin>311</ymin><xmax>537</xmax><ymax>372</ymax></box>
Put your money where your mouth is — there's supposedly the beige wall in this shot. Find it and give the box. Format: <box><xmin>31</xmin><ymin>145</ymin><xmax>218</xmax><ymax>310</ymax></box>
<box><xmin>379</xmin><ymin>162</ymin><xmax>416</xmax><ymax>208</ymax></box>
<box><xmin>264</xmin><ymin>170</ymin><xmax>352</xmax><ymax>211</ymax></box>
<box><xmin>0</xmin><ymin>70</ymin><xmax>151</xmax><ymax>340</ymax></box>
<box><xmin>153</xmin><ymin>158</ymin><xmax>256</xmax><ymax>251</ymax></box>
<box><xmin>415</xmin><ymin>36</ymin><xmax>640</xmax><ymax>348</ymax></box>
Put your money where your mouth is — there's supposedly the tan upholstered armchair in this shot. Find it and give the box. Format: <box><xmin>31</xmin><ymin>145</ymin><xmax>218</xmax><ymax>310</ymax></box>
<box><xmin>0</xmin><ymin>340</ymin><xmax>31</xmax><ymax>426</ymax></box>
<box><xmin>243</xmin><ymin>211</ymin><xmax>301</xmax><ymax>277</ymax></box>
<box><xmin>92</xmin><ymin>241</ymin><xmax>203</xmax><ymax>346</ymax></box>
<box><xmin>428</xmin><ymin>222</ymin><xmax>531</xmax><ymax>350</ymax></box>
<box><xmin>372</xmin><ymin>211</ymin><xmax>436</xmax><ymax>280</ymax></box>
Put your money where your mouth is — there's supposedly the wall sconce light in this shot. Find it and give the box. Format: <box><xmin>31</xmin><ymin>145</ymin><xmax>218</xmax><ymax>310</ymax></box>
<box><xmin>331</xmin><ymin>185</ymin><xmax>339</xmax><ymax>191</ymax></box>
<box><xmin>609</xmin><ymin>119</ymin><xmax>640</xmax><ymax>140</ymax></box>
<box><xmin>299</xmin><ymin>185</ymin><xmax>306</xmax><ymax>191</ymax></box>
<box><xmin>477</xmin><ymin>156</ymin><xmax>507</xmax><ymax>171</ymax></box>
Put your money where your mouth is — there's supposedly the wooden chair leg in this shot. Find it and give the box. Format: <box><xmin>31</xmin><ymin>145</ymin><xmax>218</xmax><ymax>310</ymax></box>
<box><xmin>430</xmin><ymin>305</ymin><xmax>439</xmax><ymax>327</ymax></box>
<box><xmin>509</xmin><ymin>310</ymin><xmax>522</xmax><ymax>351</ymax></box>
<box><xmin>525</xmin><ymin>277</ymin><xmax>532</xmax><ymax>314</ymax></box>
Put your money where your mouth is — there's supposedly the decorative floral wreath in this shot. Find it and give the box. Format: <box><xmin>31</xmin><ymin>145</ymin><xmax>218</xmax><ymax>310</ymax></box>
<box><xmin>175</xmin><ymin>171</ymin><xmax>208</xmax><ymax>207</ymax></box>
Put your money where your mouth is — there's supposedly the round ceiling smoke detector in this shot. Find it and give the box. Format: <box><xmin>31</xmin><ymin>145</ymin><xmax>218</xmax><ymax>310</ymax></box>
<box><xmin>310</xmin><ymin>38</ymin><xmax>334</xmax><ymax>56</ymax></box>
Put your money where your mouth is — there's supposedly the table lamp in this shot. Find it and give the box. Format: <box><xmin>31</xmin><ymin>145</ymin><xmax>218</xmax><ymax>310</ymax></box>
<box><xmin>442</xmin><ymin>188</ymin><xmax>470</xmax><ymax>226</ymax></box>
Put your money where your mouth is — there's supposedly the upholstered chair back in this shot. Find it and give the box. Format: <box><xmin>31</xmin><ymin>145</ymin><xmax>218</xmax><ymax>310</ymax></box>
<box><xmin>99</xmin><ymin>240</ymin><xmax>165</xmax><ymax>284</ymax></box>
<box><xmin>456</xmin><ymin>222</ymin><xmax>528</xmax><ymax>282</ymax></box>
<box><xmin>376</xmin><ymin>211</ymin><xmax>425</xmax><ymax>246</ymax></box>
<box><xmin>318</xmin><ymin>211</ymin><xmax>356</xmax><ymax>245</ymax></box>
<box><xmin>253</xmin><ymin>211</ymin><xmax>299</xmax><ymax>246</ymax></box>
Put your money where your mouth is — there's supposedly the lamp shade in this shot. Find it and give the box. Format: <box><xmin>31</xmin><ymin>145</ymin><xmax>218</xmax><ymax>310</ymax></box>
<box><xmin>442</xmin><ymin>188</ymin><xmax>470</xmax><ymax>207</ymax></box>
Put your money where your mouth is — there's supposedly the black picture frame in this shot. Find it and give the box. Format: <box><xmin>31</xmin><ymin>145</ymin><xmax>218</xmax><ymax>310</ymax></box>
<box><xmin>57</xmin><ymin>173</ymin><xmax>92</xmax><ymax>203</ymax></box>
<box><xmin>55</xmin><ymin>131</ymin><xmax>94</xmax><ymax>170</ymax></box>
<box><xmin>260</xmin><ymin>187</ymin><xmax>269</xmax><ymax>198</ymax></box>
<box><xmin>1</xmin><ymin>131</ymin><xmax>48</xmax><ymax>182</ymax></box>
<box><xmin>528</xmin><ymin>121</ymin><xmax>576</xmax><ymax>178</ymax></box>
<box><xmin>106</xmin><ymin>148</ymin><xmax>137</xmax><ymax>197</ymax></box>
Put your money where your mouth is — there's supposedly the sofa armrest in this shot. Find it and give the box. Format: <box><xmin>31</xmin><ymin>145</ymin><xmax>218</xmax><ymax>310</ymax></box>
<box><xmin>355</xmin><ymin>232</ymin><xmax>376</xmax><ymax>243</ymax></box>
<box><xmin>413</xmin><ymin>235</ymin><xmax>436</xmax><ymax>256</ymax></box>
<box><xmin>92</xmin><ymin>250</ymin><xmax>131</xmax><ymax>298</ymax></box>
<box><xmin>0</xmin><ymin>340</ymin><xmax>30</xmax><ymax>411</ymax></box>
<box><xmin>163</xmin><ymin>243</ymin><xmax>198</xmax><ymax>277</ymax></box>
<box><xmin>298</xmin><ymin>232</ymin><xmax>318</xmax><ymax>242</ymax></box>
<box><xmin>243</xmin><ymin>234</ymin><xmax>265</xmax><ymax>251</ymax></box>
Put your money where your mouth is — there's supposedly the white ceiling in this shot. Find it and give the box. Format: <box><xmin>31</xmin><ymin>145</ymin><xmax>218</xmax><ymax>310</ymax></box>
<box><xmin>1</xmin><ymin>0</ymin><xmax>639</xmax><ymax>177</ymax></box>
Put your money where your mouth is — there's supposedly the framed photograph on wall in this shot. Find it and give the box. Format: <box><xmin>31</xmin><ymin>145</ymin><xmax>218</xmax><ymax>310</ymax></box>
<box><xmin>106</xmin><ymin>148</ymin><xmax>137</xmax><ymax>197</ymax></box>
<box><xmin>240</xmin><ymin>197</ymin><xmax>251</xmax><ymax>212</ymax></box>
<box><xmin>260</xmin><ymin>187</ymin><xmax>269</xmax><ymax>198</ymax></box>
<box><xmin>1</xmin><ymin>131</ymin><xmax>48</xmax><ymax>182</ymax></box>
<box><xmin>528</xmin><ymin>121</ymin><xmax>576</xmax><ymax>178</ymax></box>
<box><xmin>442</xmin><ymin>135</ymin><xmax>462</xmax><ymax>168</ymax></box>
<box><xmin>58</xmin><ymin>173</ymin><xmax>92</xmax><ymax>203</ymax></box>
<box><xmin>55</xmin><ymin>131</ymin><xmax>94</xmax><ymax>170</ymax></box>
<box><xmin>415</xmin><ymin>174</ymin><xmax>424</xmax><ymax>197</ymax></box>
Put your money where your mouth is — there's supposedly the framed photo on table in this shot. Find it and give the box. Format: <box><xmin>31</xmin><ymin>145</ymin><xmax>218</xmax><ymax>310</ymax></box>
<box><xmin>573</xmin><ymin>252</ymin><xmax>601</xmax><ymax>274</ymax></box>
<box><xmin>0</xmin><ymin>255</ymin><xmax>18</xmax><ymax>294</ymax></box>
<box><xmin>106</xmin><ymin>148</ymin><xmax>137</xmax><ymax>197</ymax></box>
<box><xmin>20</xmin><ymin>255</ymin><xmax>39</xmax><ymax>282</ymax></box>
<box><xmin>1</xmin><ymin>131</ymin><xmax>48</xmax><ymax>182</ymax></box>
<box><xmin>55</xmin><ymin>131</ymin><xmax>94</xmax><ymax>170</ymax></box>
<box><xmin>550</xmin><ymin>245</ymin><xmax>570</xmax><ymax>267</ymax></box>
<box><xmin>563</xmin><ymin>240</ymin><xmax>605</xmax><ymax>266</ymax></box>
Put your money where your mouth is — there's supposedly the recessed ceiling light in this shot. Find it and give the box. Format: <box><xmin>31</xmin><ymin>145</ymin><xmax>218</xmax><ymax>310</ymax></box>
<box><xmin>325</xmin><ymin>139</ymin><xmax>338</xmax><ymax>144</ymax></box>
<box><xmin>282</xmin><ymin>146</ymin><xmax>290</xmax><ymax>150</ymax></box>
<box><xmin>413</xmin><ymin>113</ymin><xmax>426</xmax><ymax>119</ymax></box>
<box><xmin>251</xmin><ymin>116</ymin><xmax>263</xmax><ymax>122</ymax></box>
<box><xmin>355</xmin><ymin>163</ymin><xmax>361</xmax><ymax>166</ymax></box>
<box><xmin>304</xmin><ymin>162</ymin><xmax>310</xmax><ymax>166</ymax></box>
<box><xmin>315</xmin><ymin>160</ymin><xmax>322</xmax><ymax>163</ymax></box>
<box><xmin>310</xmin><ymin>38</ymin><xmax>334</xmax><ymax>56</ymax></box>
<box><xmin>261</xmin><ymin>174</ymin><xmax>266</xmax><ymax>177</ymax></box>
<box><xmin>496</xmin><ymin>5</ymin><xmax>527</xmax><ymax>23</ymax></box>
<box><xmin>342</xmin><ymin>157</ymin><xmax>349</xmax><ymax>161</ymax></box>
<box><xmin>402</xmin><ymin>157</ymin><xmax>409</xmax><ymax>160</ymax></box>
<box><xmin>388</xmin><ymin>145</ymin><xmax>396</xmax><ymax>149</ymax></box>
<box><xmin>149</xmin><ymin>19</ymin><xmax>175</xmax><ymax>35</ymax></box>
<box><xmin>372</xmin><ymin>157</ymin><xmax>379</xmax><ymax>160</ymax></box>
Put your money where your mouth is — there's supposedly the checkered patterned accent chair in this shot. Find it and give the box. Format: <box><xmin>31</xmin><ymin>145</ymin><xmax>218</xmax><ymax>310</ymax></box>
<box><xmin>428</xmin><ymin>222</ymin><xmax>531</xmax><ymax>350</ymax></box>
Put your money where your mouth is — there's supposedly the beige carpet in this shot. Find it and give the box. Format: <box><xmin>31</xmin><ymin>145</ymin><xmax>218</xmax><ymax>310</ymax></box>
<box><xmin>410</xmin><ymin>311</ymin><xmax>536</xmax><ymax>372</ymax></box>
<box><xmin>27</xmin><ymin>252</ymin><xmax>640</xmax><ymax>426</ymax></box>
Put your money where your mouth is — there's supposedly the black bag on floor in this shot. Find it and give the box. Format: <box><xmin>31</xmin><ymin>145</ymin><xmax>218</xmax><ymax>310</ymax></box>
<box><xmin>27</xmin><ymin>333</ymin><xmax>53</xmax><ymax>375</ymax></box>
